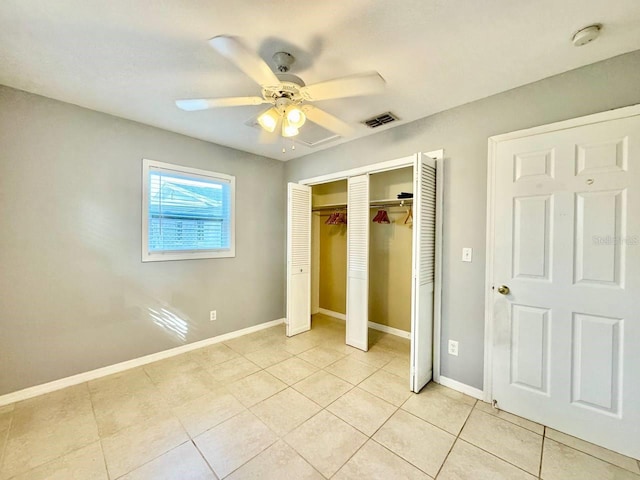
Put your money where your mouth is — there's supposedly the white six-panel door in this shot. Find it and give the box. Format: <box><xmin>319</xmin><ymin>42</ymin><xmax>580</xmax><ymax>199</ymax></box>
<box><xmin>286</xmin><ymin>182</ymin><xmax>311</xmax><ymax>337</ymax></box>
<box><xmin>491</xmin><ymin>113</ymin><xmax>640</xmax><ymax>458</ymax></box>
<box><xmin>346</xmin><ymin>174</ymin><xmax>370</xmax><ymax>351</ymax></box>
<box><xmin>410</xmin><ymin>154</ymin><xmax>437</xmax><ymax>392</ymax></box>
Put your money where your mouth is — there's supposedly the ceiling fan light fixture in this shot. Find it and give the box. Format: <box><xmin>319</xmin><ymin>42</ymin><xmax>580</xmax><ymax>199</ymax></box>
<box><xmin>285</xmin><ymin>106</ymin><xmax>306</xmax><ymax>129</ymax></box>
<box><xmin>257</xmin><ymin>108</ymin><xmax>279</xmax><ymax>133</ymax></box>
<box><xmin>282</xmin><ymin>117</ymin><xmax>299</xmax><ymax>137</ymax></box>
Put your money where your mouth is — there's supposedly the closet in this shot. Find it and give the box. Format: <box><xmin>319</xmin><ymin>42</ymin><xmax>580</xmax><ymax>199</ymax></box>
<box><xmin>310</xmin><ymin>180</ymin><xmax>348</xmax><ymax>319</ymax></box>
<box><xmin>368</xmin><ymin>167</ymin><xmax>414</xmax><ymax>336</ymax></box>
<box><xmin>287</xmin><ymin>152</ymin><xmax>441</xmax><ymax>392</ymax></box>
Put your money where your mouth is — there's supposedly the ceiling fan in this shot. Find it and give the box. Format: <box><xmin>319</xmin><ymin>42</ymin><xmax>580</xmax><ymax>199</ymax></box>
<box><xmin>175</xmin><ymin>36</ymin><xmax>386</xmax><ymax>140</ymax></box>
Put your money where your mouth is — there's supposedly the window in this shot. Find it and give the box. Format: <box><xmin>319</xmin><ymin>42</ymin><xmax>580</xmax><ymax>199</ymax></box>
<box><xmin>142</xmin><ymin>159</ymin><xmax>235</xmax><ymax>261</ymax></box>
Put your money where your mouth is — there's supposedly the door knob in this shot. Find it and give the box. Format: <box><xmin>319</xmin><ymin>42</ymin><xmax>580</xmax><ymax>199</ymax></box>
<box><xmin>497</xmin><ymin>285</ymin><xmax>510</xmax><ymax>295</ymax></box>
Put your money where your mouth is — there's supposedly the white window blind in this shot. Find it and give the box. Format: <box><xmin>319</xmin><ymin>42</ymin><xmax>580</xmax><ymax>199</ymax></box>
<box><xmin>142</xmin><ymin>159</ymin><xmax>235</xmax><ymax>261</ymax></box>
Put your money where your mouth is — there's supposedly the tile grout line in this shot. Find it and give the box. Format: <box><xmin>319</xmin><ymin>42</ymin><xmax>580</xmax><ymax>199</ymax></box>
<box><xmin>543</xmin><ymin>423</ymin><xmax>640</xmax><ymax>475</ymax></box>
<box><xmin>444</xmin><ymin>436</ymin><xmax>539</xmax><ymax>479</ymax></box>
<box><xmin>290</xmin><ymin>377</ymin><xmax>354</xmax><ymax>410</ymax></box>
<box><xmin>87</xmin><ymin>381</ymin><xmax>113</xmax><ymax>480</ymax></box>
<box><xmin>208</xmin><ymin>412</ymin><xmax>280</xmax><ymax>479</ymax></box>
<box><xmin>470</xmin><ymin>407</ymin><xmax>547</xmax><ymax>439</ymax></box>
<box><xmin>326</xmin><ymin>390</ymin><xmax>405</xmax><ymax>477</ymax></box>
<box><xmin>188</xmin><ymin>439</ymin><xmax>218</xmax><ymax>479</ymax></box>
<box><xmin>385</xmin><ymin>390</ymin><xmax>542</xmax><ymax>478</ymax></box>
<box><xmin>0</xmin><ymin>325</ymin><xmax>407</xmax><ymax>479</ymax></box>
<box><xmin>463</xmin><ymin>405</ymin><xmax>545</xmax><ymax>478</ymax></box>
<box><xmin>280</xmin><ymin>407</ymin><xmax>336</xmax><ymax>477</ymax></box>
<box><xmin>178</xmin><ymin>356</ymin><xmax>291</xmax><ymax>479</ymax></box>
<box><xmin>475</xmin><ymin>403</ymin><xmax>544</xmax><ymax>435</ymax></box>
<box><xmin>92</xmin><ymin>366</ymin><xmax>214</xmax><ymax>479</ymax></box>
<box><xmin>0</xmin><ymin>406</ymin><xmax>15</xmax><ymax>476</ymax></box>
<box><xmin>543</xmin><ymin>434</ymin><xmax>640</xmax><ymax>476</ymax></box>
<box><xmin>294</xmin><ymin>337</ymin><xmax>433</xmax><ymax>478</ymax></box>
<box><xmin>110</xmin><ymin>440</ymin><xmax>196</xmax><ymax>480</ymax></box>
<box><xmin>7</xmin><ymin>384</ymin><xmax>108</xmax><ymax>480</ymax></box>
<box><xmin>274</xmin><ymin>337</ymin><xmax>406</xmax><ymax>479</ymax></box>
<box><xmin>368</xmin><ymin>438</ymin><xmax>434</xmax><ymax>478</ymax></box>
<box><xmin>449</xmin><ymin>432</ymin><xmax>544</xmax><ymax>477</ymax></box>
<box><xmin>348</xmin><ymin>384</ymin><xmax>448</xmax><ymax>478</ymax></box>
<box><xmin>395</xmin><ymin>398</ymin><xmax>472</xmax><ymax>439</ymax></box>
<box><xmin>44</xmin><ymin>323</ymin><xmax>640</xmax><ymax>478</ymax></box>
<box><xmin>538</xmin><ymin>427</ymin><xmax>546</xmax><ymax>479</ymax></box>
<box><xmin>432</xmin><ymin>398</ymin><xmax>478</xmax><ymax>479</ymax></box>
<box><xmin>314</xmin><ymin>374</ymin><xmax>452</xmax><ymax>478</ymax></box>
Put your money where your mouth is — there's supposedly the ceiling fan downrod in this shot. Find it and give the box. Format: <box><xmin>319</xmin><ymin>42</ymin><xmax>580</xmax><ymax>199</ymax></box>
<box><xmin>272</xmin><ymin>51</ymin><xmax>295</xmax><ymax>73</ymax></box>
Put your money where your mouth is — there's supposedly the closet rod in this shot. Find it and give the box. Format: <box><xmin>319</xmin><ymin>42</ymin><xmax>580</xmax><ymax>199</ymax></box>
<box><xmin>313</xmin><ymin>198</ymin><xmax>413</xmax><ymax>211</ymax></box>
<box><xmin>370</xmin><ymin>198</ymin><xmax>413</xmax><ymax>208</ymax></box>
<box><xmin>312</xmin><ymin>204</ymin><xmax>347</xmax><ymax>212</ymax></box>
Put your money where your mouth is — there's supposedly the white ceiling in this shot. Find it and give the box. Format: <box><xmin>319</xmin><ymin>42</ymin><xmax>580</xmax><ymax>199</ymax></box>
<box><xmin>1</xmin><ymin>1</ymin><xmax>639</xmax><ymax>161</ymax></box>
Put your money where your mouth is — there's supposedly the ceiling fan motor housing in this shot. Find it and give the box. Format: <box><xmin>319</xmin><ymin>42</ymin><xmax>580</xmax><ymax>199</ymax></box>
<box><xmin>275</xmin><ymin>96</ymin><xmax>294</xmax><ymax>113</ymax></box>
<box><xmin>262</xmin><ymin>74</ymin><xmax>306</xmax><ymax>105</ymax></box>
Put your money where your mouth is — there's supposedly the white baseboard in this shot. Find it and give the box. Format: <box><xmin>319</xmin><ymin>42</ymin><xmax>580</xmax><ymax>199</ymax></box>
<box><xmin>318</xmin><ymin>308</ymin><xmax>346</xmax><ymax>321</ymax></box>
<box><xmin>437</xmin><ymin>375</ymin><xmax>484</xmax><ymax>400</ymax></box>
<box><xmin>0</xmin><ymin>318</ymin><xmax>285</xmax><ymax>407</ymax></box>
<box><xmin>317</xmin><ymin>309</ymin><xmax>410</xmax><ymax>339</ymax></box>
<box><xmin>368</xmin><ymin>322</ymin><xmax>411</xmax><ymax>340</ymax></box>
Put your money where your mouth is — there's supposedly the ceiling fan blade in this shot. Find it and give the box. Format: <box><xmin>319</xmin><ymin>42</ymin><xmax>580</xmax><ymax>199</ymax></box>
<box><xmin>175</xmin><ymin>97</ymin><xmax>268</xmax><ymax>111</ymax></box>
<box><xmin>302</xmin><ymin>105</ymin><xmax>355</xmax><ymax>137</ymax></box>
<box><xmin>209</xmin><ymin>35</ymin><xmax>280</xmax><ymax>87</ymax></box>
<box><xmin>300</xmin><ymin>72</ymin><xmax>385</xmax><ymax>101</ymax></box>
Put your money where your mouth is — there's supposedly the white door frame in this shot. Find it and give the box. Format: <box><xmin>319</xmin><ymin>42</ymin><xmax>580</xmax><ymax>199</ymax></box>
<box><xmin>483</xmin><ymin>104</ymin><xmax>640</xmax><ymax>403</ymax></box>
<box><xmin>299</xmin><ymin>149</ymin><xmax>444</xmax><ymax>380</ymax></box>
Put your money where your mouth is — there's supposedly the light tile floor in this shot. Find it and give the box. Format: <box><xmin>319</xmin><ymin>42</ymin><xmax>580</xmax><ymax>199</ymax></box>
<box><xmin>0</xmin><ymin>314</ymin><xmax>638</xmax><ymax>479</ymax></box>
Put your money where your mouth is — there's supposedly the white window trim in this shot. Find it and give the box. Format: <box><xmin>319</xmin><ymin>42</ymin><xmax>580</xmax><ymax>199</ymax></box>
<box><xmin>141</xmin><ymin>158</ymin><xmax>236</xmax><ymax>262</ymax></box>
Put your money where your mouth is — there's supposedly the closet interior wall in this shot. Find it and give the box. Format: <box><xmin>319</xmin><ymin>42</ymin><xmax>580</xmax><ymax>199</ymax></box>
<box><xmin>311</xmin><ymin>180</ymin><xmax>347</xmax><ymax>317</ymax></box>
<box><xmin>369</xmin><ymin>167</ymin><xmax>414</xmax><ymax>333</ymax></box>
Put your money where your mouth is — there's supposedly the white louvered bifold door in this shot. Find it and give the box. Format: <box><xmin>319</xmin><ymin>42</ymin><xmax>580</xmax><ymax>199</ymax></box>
<box><xmin>346</xmin><ymin>174</ymin><xmax>370</xmax><ymax>351</ymax></box>
<box><xmin>286</xmin><ymin>183</ymin><xmax>311</xmax><ymax>337</ymax></box>
<box><xmin>411</xmin><ymin>155</ymin><xmax>437</xmax><ymax>392</ymax></box>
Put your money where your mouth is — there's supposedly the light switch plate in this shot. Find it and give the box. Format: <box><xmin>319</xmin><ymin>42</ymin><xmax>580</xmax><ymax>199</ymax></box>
<box><xmin>462</xmin><ymin>247</ymin><xmax>473</xmax><ymax>262</ymax></box>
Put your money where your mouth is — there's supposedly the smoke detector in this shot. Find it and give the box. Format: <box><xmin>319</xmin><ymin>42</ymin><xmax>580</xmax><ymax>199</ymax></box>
<box><xmin>572</xmin><ymin>24</ymin><xmax>601</xmax><ymax>47</ymax></box>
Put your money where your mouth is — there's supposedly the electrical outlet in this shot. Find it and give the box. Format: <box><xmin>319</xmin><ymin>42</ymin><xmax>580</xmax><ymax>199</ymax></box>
<box><xmin>209</xmin><ymin>310</ymin><xmax>217</xmax><ymax>321</ymax></box>
<box><xmin>448</xmin><ymin>340</ymin><xmax>459</xmax><ymax>356</ymax></box>
<box><xmin>462</xmin><ymin>248</ymin><xmax>473</xmax><ymax>262</ymax></box>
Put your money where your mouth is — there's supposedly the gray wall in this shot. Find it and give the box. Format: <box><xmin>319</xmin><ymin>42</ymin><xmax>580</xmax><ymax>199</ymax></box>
<box><xmin>285</xmin><ymin>50</ymin><xmax>640</xmax><ymax>390</ymax></box>
<box><xmin>0</xmin><ymin>86</ymin><xmax>285</xmax><ymax>395</ymax></box>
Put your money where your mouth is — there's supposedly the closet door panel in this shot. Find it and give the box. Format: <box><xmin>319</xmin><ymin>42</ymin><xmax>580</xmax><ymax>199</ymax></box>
<box><xmin>411</xmin><ymin>155</ymin><xmax>437</xmax><ymax>392</ymax></box>
<box><xmin>347</xmin><ymin>174</ymin><xmax>370</xmax><ymax>351</ymax></box>
<box><xmin>287</xmin><ymin>183</ymin><xmax>311</xmax><ymax>336</ymax></box>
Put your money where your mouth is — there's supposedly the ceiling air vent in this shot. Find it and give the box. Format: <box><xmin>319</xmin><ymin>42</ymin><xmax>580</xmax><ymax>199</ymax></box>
<box><xmin>362</xmin><ymin>112</ymin><xmax>399</xmax><ymax>129</ymax></box>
